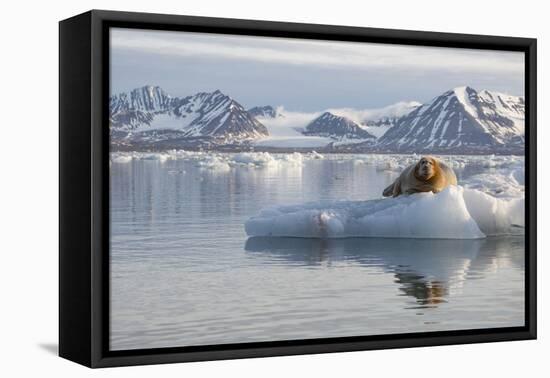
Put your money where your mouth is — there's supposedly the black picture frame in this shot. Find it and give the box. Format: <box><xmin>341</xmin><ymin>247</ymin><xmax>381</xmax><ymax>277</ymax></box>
<box><xmin>59</xmin><ymin>9</ymin><xmax>537</xmax><ymax>368</ymax></box>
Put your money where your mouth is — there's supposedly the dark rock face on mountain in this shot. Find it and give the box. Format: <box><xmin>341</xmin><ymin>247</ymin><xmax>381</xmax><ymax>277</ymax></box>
<box><xmin>109</xmin><ymin>85</ymin><xmax>524</xmax><ymax>154</ymax></box>
<box><xmin>170</xmin><ymin>90</ymin><xmax>268</xmax><ymax>138</ymax></box>
<box><xmin>374</xmin><ymin>87</ymin><xmax>524</xmax><ymax>154</ymax></box>
<box><xmin>110</xmin><ymin>110</ymin><xmax>155</xmax><ymax>130</ymax></box>
<box><xmin>248</xmin><ymin>105</ymin><xmax>281</xmax><ymax>119</ymax></box>
<box><xmin>109</xmin><ymin>86</ymin><xmax>268</xmax><ymax>149</ymax></box>
<box><xmin>364</xmin><ymin>116</ymin><xmax>402</xmax><ymax>129</ymax></box>
<box><xmin>303</xmin><ymin>112</ymin><xmax>376</xmax><ymax>139</ymax></box>
<box><xmin>110</xmin><ymin>86</ymin><xmax>173</xmax><ymax>114</ymax></box>
<box><xmin>109</xmin><ymin>86</ymin><xmax>174</xmax><ymax>130</ymax></box>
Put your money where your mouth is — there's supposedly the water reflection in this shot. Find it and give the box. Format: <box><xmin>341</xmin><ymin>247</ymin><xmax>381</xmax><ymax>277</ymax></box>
<box><xmin>110</xmin><ymin>157</ymin><xmax>526</xmax><ymax>349</ymax></box>
<box><xmin>245</xmin><ymin>237</ymin><xmax>522</xmax><ymax>309</ymax></box>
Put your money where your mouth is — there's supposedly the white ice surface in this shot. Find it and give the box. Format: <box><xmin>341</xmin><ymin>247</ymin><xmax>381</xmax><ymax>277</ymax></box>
<box><xmin>245</xmin><ymin>185</ymin><xmax>523</xmax><ymax>239</ymax></box>
<box><xmin>245</xmin><ymin>186</ymin><xmax>478</xmax><ymax>239</ymax></box>
<box><xmin>111</xmin><ymin>155</ymin><xmax>134</xmax><ymax>163</ymax></box>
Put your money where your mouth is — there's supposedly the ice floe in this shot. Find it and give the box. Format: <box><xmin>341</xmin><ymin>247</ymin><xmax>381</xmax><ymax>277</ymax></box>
<box><xmin>109</xmin><ymin>150</ymin><xmax>522</xmax><ymax>178</ymax></box>
<box><xmin>245</xmin><ymin>185</ymin><xmax>524</xmax><ymax>239</ymax></box>
<box><xmin>111</xmin><ymin>154</ymin><xmax>133</xmax><ymax>164</ymax></box>
<box><xmin>194</xmin><ymin>155</ymin><xmax>231</xmax><ymax>171</ymax></box>
<box><xmin>110</xmin><ymin>150</ymin><xmax>314</xmax><ymax>168</ymax></box>
<box><xmin>463</xmin><ymin>172</ymin><xmax>524</xmax><ymax>198</ymax></box>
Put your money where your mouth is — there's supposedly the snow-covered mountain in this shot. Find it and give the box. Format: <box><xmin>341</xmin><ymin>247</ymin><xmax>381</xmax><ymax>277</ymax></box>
<box><xmin>364</xmin><ymin>116</ymin><xmax>402</xmax><ymax>128</ymax></box>
<box><xmin>110</xmin><ymin>86</ymin><xmax>269</xmax><ymax>148</ymax></box>
<box><xmin>109</xmin><ymin>85</ymin><xmax>524</xmax><ymax>153</ymax></box>
<box><xmin>170</xmin><ymin>90</ymin><xmax>268</xmax><ymax>138</ymax></box>
<box><xmin>248</xmin><ymin>105</ymin><xmax>282</xmax><ymax>119</ymax></box>
<box><xmin>303</xmin><ymin>112</ymin><xmax>375</xmax><ymax>140</ymax></box>
<box><xmin>110</xmin><ymin>86</ymin><xmax>174</xmax><ymax>130</ymax></box>
<box><xmin>324</xmin><ymin>101</ymin><xmax>420</xmax><ymax>139</ymax></box>
<box><xmin>110</xmin><ymin>86</ymin><xmax>173</xmax><ymax>114</ymax></box>
<box><xmin>375</xmin><ymin>86</ymin><xmax>524</xmax><ymax>153</ymax></box>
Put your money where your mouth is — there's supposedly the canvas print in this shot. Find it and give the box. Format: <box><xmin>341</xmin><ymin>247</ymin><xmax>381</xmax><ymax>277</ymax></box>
<box><xmin>109</xmin><ymin>28</ymin><xmax>526</xmax><ymax>351</ymax></box>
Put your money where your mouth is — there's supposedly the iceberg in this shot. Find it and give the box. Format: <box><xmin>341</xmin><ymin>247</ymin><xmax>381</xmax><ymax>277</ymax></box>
<box><xmin>245</xmin><ymin>186</ymin><xmax>524</xmax><ymax>240</ymax></box>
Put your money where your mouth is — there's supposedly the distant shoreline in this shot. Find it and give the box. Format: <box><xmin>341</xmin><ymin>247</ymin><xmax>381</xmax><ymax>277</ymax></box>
<box><xmin>110</xmin><ymin>144</ymin><xmax>525</xmax><ymax>156</ymax></box>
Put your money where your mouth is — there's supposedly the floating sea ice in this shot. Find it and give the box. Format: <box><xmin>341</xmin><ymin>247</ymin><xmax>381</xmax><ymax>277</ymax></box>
<box><xmin>375</xmin><ymin>158</ymin><xmax>403</xmax><ymax>172</ymax></box>
<box><xmin>511</xmin><ymin>168</ymin><xmax>525</xmax><ymax>186</ymax></box>
<box><xmin>195</xmin><ymin>156</ymin><xmax>231</xmax><ymax>171</ymax></box>
<box><xmin>309</xmin><ymin>151</ymin><xmax>325</xmax><ymax>159</ymax></box>
<box><xmin>157</xmin><ymin>153</ymin><xmax>171</xmax><ymax>162</ymax></box>
<box><xmin>245</xmin><ymin>186</ymin><xmax>487</xmax><ymax>239</ymax></box>
<box><xmin>463</xmin><ymin>188</ymin><xmax>524</xmax><ymax>236</ymax></box>
<box><xmin>462</xmin><ymin>171</ymin><xmax>524</xmax><ymax>198</ymax></box>
<box><xmin>443</xmin><ymin>158</ymin><xmax>467</xmax><ymax>170</ymax></box>
<box><xmin>231</xmin><ymin>152</ymin><xmax>280</xmax><ymax>167</ymax></box>
<box><xmin>279</xmin><ymin>152</ymin><xmax>304</xmax><ymax>166</ymax></box>
<box><xmin>139</xmin><ymin>153</ymin><xmax>159</xmax><ymax>160</ymax></box>
<box><xmin>111</xmin><ymin>154</ymin><xmax>133</xmax><ymax>163</ymax></box>
<box><xmin>230</xmin><ymin>152</ymin><xmax>304</xmax><ymax>167</ymax></box>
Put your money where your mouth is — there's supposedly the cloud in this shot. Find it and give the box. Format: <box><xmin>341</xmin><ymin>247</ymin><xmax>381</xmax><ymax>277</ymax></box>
<box><xmin>259</xmin><ymin>102</ymin><xmax>423</xmax><ymax>132</ymax></box>
<box><xmin>257</xmin><ymin>107</ymin><xmax>321</xmax><ymax>136</ymax></box>
<box><xmin>111</xmin><ymin>28</ymin><xmax>524</xmax><ymax>75</ymax></box>
<box><xmin>327</xmin><ymin>101</ymin><xmax>422</xmax><ymax>123</ymax></box>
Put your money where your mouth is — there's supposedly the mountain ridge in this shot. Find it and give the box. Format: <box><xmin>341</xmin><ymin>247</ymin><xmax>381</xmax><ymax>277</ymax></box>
<box><xmin>304</xmin><ymin>112</ymin><xmax>376</xmax><ymax>140</ymax></box>
<box><xmin>109</xmin><ymin>85</ymin><xmax>524</xmax><ymax>154</ymax></box>
<box><xmin>371</xmin><ymin>86</ymin><xmax>524</xmax><ymax>153</ymax></box>
<box><xmin>110</xmin><ymin>86</ymin><xmax>268</xmax><ymax>148</ymax></box>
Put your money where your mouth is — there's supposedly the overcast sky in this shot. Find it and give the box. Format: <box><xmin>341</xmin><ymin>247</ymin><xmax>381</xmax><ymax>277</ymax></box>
<box><xmin>110</xmin><ymin>28</ymin><xmax>525</xmax><ymax>112</ymax></box>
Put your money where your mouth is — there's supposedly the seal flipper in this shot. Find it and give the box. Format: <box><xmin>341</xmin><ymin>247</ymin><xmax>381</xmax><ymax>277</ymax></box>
<box><xmin>382</xmin><ymin>183</ymin><xmax>395</xmax><ymax>197</ymax></box>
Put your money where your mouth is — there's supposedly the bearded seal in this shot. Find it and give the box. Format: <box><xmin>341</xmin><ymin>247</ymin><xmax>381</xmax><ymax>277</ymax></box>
<box><xmin>382</xmin><ymin>156</ymin><xmax>457</xmax><ymax>197</ymax></box>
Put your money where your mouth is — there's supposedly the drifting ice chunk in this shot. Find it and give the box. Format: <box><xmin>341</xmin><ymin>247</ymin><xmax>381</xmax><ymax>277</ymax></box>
<box><xmin>463</xmin><ymin>188</ymin><xmax>524</xmax><ymax>236</ymax></box>
<box><xmin>195</xmin><ymin>156</ymin><xmax>231</xmax><ymax>171</ymax></box>
<box><xmin>245</xmin><ymin>186</ymin><xmax>487</xmax><ymax>239</ymax></box>
<box><xmin>111</xmin><ymin>154</ymin><xmax>133</xmax><ymax>163</ymax></box>
<box><xmin>463</xmin><ymin>171</ymin><xmax>524</xmax><ymax>199</ymax></box>
<box><xmin>232</xmin><ymin>152</ymin><xmax>280</xmax><ymax>167</ymax></box>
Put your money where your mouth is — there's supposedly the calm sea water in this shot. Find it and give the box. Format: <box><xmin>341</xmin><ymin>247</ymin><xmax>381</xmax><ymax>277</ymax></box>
<box><xmin>110</xmin><ymin>155</ymin><xmax>525</xmax><ymax>351</ymax></box>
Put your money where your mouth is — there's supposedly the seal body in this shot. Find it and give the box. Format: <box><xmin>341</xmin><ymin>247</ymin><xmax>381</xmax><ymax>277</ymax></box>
<box><xmin>382</xmin><ymin>156</ymin><xmax>457</xmax><ymax>197</ymax></box>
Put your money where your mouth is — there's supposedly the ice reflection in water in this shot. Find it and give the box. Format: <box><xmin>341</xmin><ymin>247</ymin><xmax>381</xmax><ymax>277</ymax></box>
<box><xmin>245</xmin><ymin>237</ymin><xmax>523</xmax><ymax>309</ymax></box>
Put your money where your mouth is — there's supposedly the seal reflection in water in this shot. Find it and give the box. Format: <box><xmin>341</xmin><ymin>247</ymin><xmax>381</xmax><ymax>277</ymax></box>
<box><xmin>383</xmin><ymin>156</ymin><xmax>458</xmax><ymax>197</ymax></box>
<box><xmin>245</xmin><ymin>237</ymin><xmax>482</xmax><ymax>308</ymax></box>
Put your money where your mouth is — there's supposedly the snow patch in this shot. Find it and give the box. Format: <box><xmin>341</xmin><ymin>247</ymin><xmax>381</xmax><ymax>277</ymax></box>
<box><xmin>453</xmin><ymin>86</ymin><xmax>479</xmax><ymax>118</ymax></box>
<box><xmin>328</xmin><ymin>101</ymin><xmax>421</xmax><ymax>124</ymax></box>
